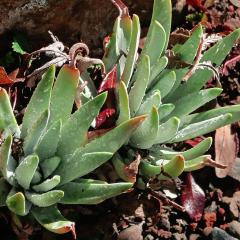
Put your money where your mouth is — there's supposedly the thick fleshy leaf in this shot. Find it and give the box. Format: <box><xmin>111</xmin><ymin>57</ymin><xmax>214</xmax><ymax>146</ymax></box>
<box><xmin>58</xmin><ymin>92</ymin><xmax>107</xmax><ymax>160</ymax></box>
<box><xmin>117</xmin><ymin>81</ymin><xmax>130</xmax><ymax>125</ymax></box>
<box><xmin>32</xmin><ymin>206</ymin><xmax>75</xmax><ymax>235</ymax></box>
<box><xmin>159</xmin><ymin>137</ymin><xmax>212</xmax><ymax>160</ymax></box>
<box><xmin>0</xmin><ymin>88</ymin><xmax>20</xmax><ymax>137</ymax></box>
<box><xmin>23</xmin><ymin>110</ymin><xmax>49</xmax><ymax>156</ymax></box>
<box><xmin>148</xmin><ymin>56</ymin><xmax>168</xmax><ymax>86</ymax></box>
<box><xmin>55</xmin><ymin>152</ymin><xmax>113</xmax><ymax>185</ymax></box>
<box><xmin>35</xmin><ymin>120</ymin><xmax>62</xmax><ymax>161</ymax></box>
<box><xmin>31</xmin><ymin>170</ymin><xmax>42</xmax><ymax>185</ymax></box>
<box><xmin>130</xmin><ymin>106</ymin><xmax>159</xmax><ymax>149</ymax></box>
<box><xmin>0</xmin><ymin>178</ymin><xmax>10</xmax><ymax>206</ymax></box>
<box><xmin>103</xmin><ymin>19</ymin><xmax>120</xmax><ymax>72</ymax></box>
<box><xmin>98</xmin><ymin>66</ymin><xmax>117</xmax><ymax>92</ymax></box>
<box><xmin>171</xmin><ymin>29</ymin><xmax>240</xmax><ymax>101</ymax></box>
<box><xmin>149</xmin><ymin>70</ymin><xmax>176</xmax><ymax>99</ymax></box>
<box><xmin>15</xmin><ymin>154</ymin><xmax>39</xmax><ymax>190</ymax></box>
<box><xmin>181</xmin><ymin>173</ymin><xmax>205</xmax><ymax>221</ymax></box>
<box><xmin>141</xmin><ymin>21</ymin><xmax>166</xmax><ymax>67</ymax></box>
<box><xmin>0</xmin><ymin>135</ymin><xmax>16</xmax><ymax>185</ymax></box>
<box><xmin>6</xmin><ymin>192</ymin><xmax>29</xmax><ymax>216</ymax></box>
<box><xmin>121</xmin><ymin>14</ymin><xmax>140</xmax><ymax>86</ymax></box>
<box><xmin>180</xmin><ymin>105</ymin><xmax>240</xmax><ymax>128</ymax></box>
<box><xmin>184</xmin><ymin>155</ymin><xmax>213</xmax><ymax>171</ymax></box>
<box><xmin>140</xmin><ymin>155</ymin><xmax>184</xmax><ymax>179</ymax></box>
<box><xmin>174</xmin><ymin>25</ymin><xmax>203</xmax><ymax>63</ymax></box>
<box><xmin>158</xmin><ymin>103</ymin><xmax>175</xmax><ymax>120</ymax></box>
<box><xmin>168</xmin><ymin>88</ymin><xmax>222</xmax><ymax>119</ymax></box>
<box><xmin>154</xmin><ymin>117</ymin><xmax>180</xmax><ymax>144</ymax></box>
<box><xmin>112</xmin><ymin>0</ymin><xmax>132</xmax><ymax>53</ymax></box>
<box><xmin>215</xmin><ymin>125</ymin><xmax>238</xmax><ymax>178</ymax></box>
<box><xmin>58</xmin><ymin>181</ymin><xmax>133</xmax><ymax>204</ymax></box>
<box><xmin>136</xmin><ymin>90</ymin><xmax>161</xmax><ymax>115</ymax></box>
<box><xmin>40</xmin><ymin>156</ymin><xmax>61</xmax><ymax>179</ymax></box>
<box><xmin>171</xmin><ymin>114</ymin><xmax>232</xmax><ymax>142</ymax></box>
<box><xmin>129</xmin><ymin>55</ymin><xmax>150</xmax><ymax>116</ymax></box>
<box><xmin>32</xmin><ymin>175</ymin><xmax>61</xmax><ymax>192</ymax></box>
<box><xmin>56</xmin><ymin>116</ymin><xmax>146</xmax><ymax>184</ymax></box>
<box><xmin>21</xmin><ymin>65</ymin><xmax>55</xmax><ymax>138</ymax></box>
<box><xmin>25</xmin><ymin>190</ymin><xmax>64</xmax><ymax>207</ymax></box>
<box><xmin>145</xmin><ymin>0</ymin><xmax>171</xmax><ymax>54</ymax></box>
<box><xmin>48</xmin><ymin>65</ymin><xmax>79</xmax><ymax>127</ymax></box>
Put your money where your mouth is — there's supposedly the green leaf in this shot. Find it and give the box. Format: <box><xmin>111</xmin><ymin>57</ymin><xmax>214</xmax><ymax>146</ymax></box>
<box><xmin>170</xmin><ymin>29</ymin><xmax>240</xmax><ymax>100</ymax></box>
<box><xmin>40</xmin><ymin>156</ymin><xmax>61</xmax><ymax>179</ymax></box>
<box><xmin>129</xmin><ymin>55</ymin><xmax>150</xmax><ymax>116</ymax></box>
<box><xmin>121</xmin><ymin>14</ymin><xmax>140</xmax><ymax>86</ymax></box>
<box><xmin>168</xmin><ymin>88</ymin><xmax>222</xmax><ymax>119</ymax></box>
<box><xmin>57</xmin><ymin>92</ymin><xmax>107</xmax><ymax>160</ymax></box>
<box><xmin>32</xmin><ymin>175</ymin><xmax>61</xmax><ymax>192</ymax></box>
<box><xmin>6</xmin><ymin>192</ymin><xmax>29</xmax><ymax>216</ymax></box>
<box><xmin>149</xmin><ymin>70</ymin><xmax>176</xmax><ymax>99</ymax></box>
<box><xmin>56</xmin><ymin>152</ymin><xmax>113</xmax><ymax>185</ymax></box>
<box><xmin>180</xmin><ymin>105</ymin><xmax>240</xmax><ymax>128</ymax></box>
<box><xmin>0</xmin><ymin>88</ymin><xmax>20</xmax><ymax>137</ymax></box>
<box><xmin>137</xmin><ymin>90</ymin><xmax>161</xmax><ymax>115</ymax></box>
<box><xmin>58</xmin><ymin>181</ymin><xmax>133</xmax><ymax>204</ymax></box>
<box><xmin>184</xmin><ymin>155</ymin><xmax>211</xmax><ymax>171</ymax></box>
<box><xmin>31</xmin><ymin>206</ymin><xmax>75</xmax><ymax>234</ymax></box>
<box><xmin>158</xmin><ymin>104</ymin><xmax>175</xmax><ymax>120</ymax></box>
<box><xmin>103</xmin><ymin>19</ymin><xmax>120</xmax><ymax>72</ymax></box>
<box><xmin>159</xmin><ymin>137</ymin><xmax>212</xmax><ymax>160</ymax></box>
<box><xmin>34</xmin><ymin>120</ymin><xmax>62</xmax><ymax>161</ymax></box>
<box><xmin>140</xmin><ymin>155</ymin><xmax>184</xmax><ymax>179</ymax></box>
<box><xmin>130</xmin><ymin>106</ymin><xmax>159</xmax><ymax>149</ymax></box>
<box><xmin>148</xmin><ymin>56</ymin><xmax>168</xmax><ymax>87</ymax></box>
<box><xmin>171</xmin><ymin>114</ymin><xmax>232</xmax><ymax>142</ymax></box>
<box><xmin>145</xmin><ymin>0</ymin><xmax>171</xmax><ymax>55</ymax></box>
<box><xmin>174</xmin><ymin>25</ymin><xmax>203</xmax><ymax>63</ymax></box>
<box><xmin>25</xmin><ymin>190</ymin><xmax>64</xmax><ymax>207</ymax></box>
<box><xmin>48</xmin><ymin>65</ymin><xmax>79</xmax><ymax>127</ymax></box>
<box><xmin>31</xmin><ymin>170</ymin><xmax>42</xmax><ymax>185</ymax></box>
<box><xmin>141</xmin><ymin>20</ymin><xmax>166</xmax><ymax>67</ymax></box>
<box><xmin>0</xmin><ymin>178</ymin><xmax>10</xmax><ymax>206</ymax></box>
<box><xmin>12</xmin><ymin>40</ymin><xmax>26</xmax><ymax>55</ymax></box>
<box><xmin>56</xmin><ymin>116</ymin><xmax>146</xmax><ymax>184</ymax></box>
<box><xmin>117</xmin><ymin>81</ymin><xmax>130</xmax><ymax>125</ymax></box>
<box><xmin>21</xmin><ymin>65</ymin><xmax>55</xmax><ymax>138</ymax></box>
<box><xmin>23</xmin><ymin>111</ymin><xmax>49</xmax><ymax>156</ymax></box>
<box><xmin>15</xmin><ymin>154</ymin><xmax>39</xmax><ymax>190</ymax></box>
<box><xmin>0</xmin><ymin>135</ymin><xmax>16</xmax><ymax>185</ymax></box>
<box><xmin>154</xmin><ymin>117</ymin><xmax>180</xmax><ymax>144</ymax></box>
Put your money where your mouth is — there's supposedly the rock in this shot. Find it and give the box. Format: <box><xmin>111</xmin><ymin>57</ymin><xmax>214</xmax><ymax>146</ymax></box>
<box><xmin>118</xmin><ymin>223</ymin><xmax>143</xmax><ymax>240</ymax></box>
<box><xmin>189</xmin><ymin>234</ymin><xmax>200</xmax><ymax>240</ymax></box>
<box><xmin>212</xmin><ymin>227</ymin><xmax>238</xmax><ymax>240</ymax></box>
<box><xmin>228</xmin><ymin>221</ymin><xmax>240</xmax><ymax>239</ymax></box>
<box><xmin>0</xmin><ymin>0</ymin><xmax>153</xmax><ymax>54</ymax></box>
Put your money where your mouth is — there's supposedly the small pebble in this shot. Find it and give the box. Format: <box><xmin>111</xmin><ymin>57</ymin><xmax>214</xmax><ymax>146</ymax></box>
<box><xmin>228</xmin><ymin>220</ymin><xmax>240</xmax><ymax>239</ymax></box>
<box><xmin>212</xmin><ymin>227</ymin><xmax>238</xmax><ymax>240</ymax></box>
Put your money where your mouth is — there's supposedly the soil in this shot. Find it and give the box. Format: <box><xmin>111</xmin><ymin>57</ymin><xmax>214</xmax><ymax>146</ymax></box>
<box><xmin>0</xmin><ymin>0</ymin><xmax>240</xmax><ymax>240</ymax></box>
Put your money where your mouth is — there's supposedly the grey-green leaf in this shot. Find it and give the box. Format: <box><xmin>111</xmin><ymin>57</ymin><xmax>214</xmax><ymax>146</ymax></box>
<box><xmin>34</xmin><ymin>120</ymin><xmax>62</xmax><ymax>161</ymax></box>
<box><xmin>129</xmin><ymin>54</ymin><xmax>150</xmax><ymax>116</ymax></box>
<box><xmin>25</xmin><ymin>190</ymin><xmax>64</xmax><ymax>207</ymax></box>
<box><xmin>32</xmin><ymin>175</ymin><xmax>61</xmax><ymax>192</ymax></box>
<box><xmin>21</xmin><ymin>65</ymin><xmax>55</xmax><ymax>138</ymax></box>
<box><xmin>58</xmin><ymin>181</ymin><xmax>133</xmax><ymax>204</ymax></box>
<box><xmin>15</xmin><ymin>154</ymin><xmax>39</xmax><ymax>189</ymax></box>
<box><xmin>57</xmin><ymin>92</ymin><xmax>107</xmax><ymax>160</ymax></box>
<box><xmin>171</xmin><ymin>114</ymin><xmax>232</xmax><ymax>142</ymax></box>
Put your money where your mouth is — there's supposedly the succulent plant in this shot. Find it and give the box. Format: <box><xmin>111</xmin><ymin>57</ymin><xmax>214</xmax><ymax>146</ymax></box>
<box><xmin>101</xmin><ymin>0</ymin><xmax>240</xmax><ymax>184</ymax></box>
<box><xmin>0</xmin><ymin>62</ymin><xmax>145</xmax><ymax>235</ymax></box>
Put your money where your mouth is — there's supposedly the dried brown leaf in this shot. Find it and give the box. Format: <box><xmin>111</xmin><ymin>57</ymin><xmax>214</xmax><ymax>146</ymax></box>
<box><xmin>215</xmin><ymin>125</ymin><xmax>239</xmax><ymax>178</ymax></box>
